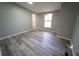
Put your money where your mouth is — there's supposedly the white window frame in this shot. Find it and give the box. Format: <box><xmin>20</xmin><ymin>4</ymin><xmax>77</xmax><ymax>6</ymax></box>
<box><xmin>44</xmin><ymin>13</ymin><xmax>52</xmax><ymax>28</ymax></box>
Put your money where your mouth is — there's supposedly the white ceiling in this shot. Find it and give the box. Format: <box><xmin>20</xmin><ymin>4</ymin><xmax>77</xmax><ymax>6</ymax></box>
<box><xmin>17</xmin><ymin>2</ymin><xmax>62</xmax><ymax>13</ymax></box>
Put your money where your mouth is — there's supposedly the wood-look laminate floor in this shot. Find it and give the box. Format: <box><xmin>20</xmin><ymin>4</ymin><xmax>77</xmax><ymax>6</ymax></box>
<box><xmin>0</xmin><ymin>30</ymin><xmax>72</xmax><ymax>56</ymax></box>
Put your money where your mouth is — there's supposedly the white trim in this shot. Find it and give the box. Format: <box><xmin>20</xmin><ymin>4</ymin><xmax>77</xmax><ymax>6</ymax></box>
<box><xmin>0</xmin><ymin>47</ymin><xmax>1</xmax><ymax>56</ymax></box>
<box><xmin>71</xmin><ymin>44</ymin><xmax>75</xmax><ymax>56</ymax></box>
<box><xmin>36</xmin><ymin>28</ymin><xmax>55</xmax><ymax>32</ymax></box>
<box><xmin>0</xmin><ymin>29</ymin><xmax>33</xmax><ymax>40</ymax></box>
<box><xmin>56</xmin><ymin>35</ymin><xmax>71</xmax><ymax>41</ymax></box>
<box><xmin>56</xmin><ymin>35</ymin><xmax>76</xmax><ymax>56</ymax></box>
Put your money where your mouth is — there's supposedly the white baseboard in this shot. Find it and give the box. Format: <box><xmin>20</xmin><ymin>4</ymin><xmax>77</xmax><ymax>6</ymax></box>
<box><xmin>0</xmin><ymin>47</ymin><xmax>1</xmax><ymax>56</ymax></box>
<box><xmin>56</xmin><ymin>35</ymin><xmax>76</xmax><ymax>56</ymax></box>
<box><xmin>36</xmin><ymin>28</ymin><xmax>56</xmax><ymax>32</ymax></box>
<box><xmin>56</xmin><ymin>35</ymin><xmax>71</xmax><ymax>41</ymax></box>
<box><xmin>0</xmin><ymin>29</ymin><xmax>33</xmax><ymax>40</ymax></box>
<box><xmin>71</xmin><ymin>44</ymin><xmax>75</xmax><ymax>56</ymax></box>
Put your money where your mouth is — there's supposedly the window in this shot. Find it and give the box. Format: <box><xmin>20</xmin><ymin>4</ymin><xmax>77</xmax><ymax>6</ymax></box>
<box><xmin>44</xmin><ymin>13</ymin><xmax>52</xmax><ymax>28</ymax></box>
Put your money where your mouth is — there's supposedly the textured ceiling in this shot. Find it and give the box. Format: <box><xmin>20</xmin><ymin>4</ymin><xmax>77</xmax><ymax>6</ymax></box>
<box><xmin>17</xmin><ymin>2</ymin><xmax>61</xmax><ymax>13</ymax></box>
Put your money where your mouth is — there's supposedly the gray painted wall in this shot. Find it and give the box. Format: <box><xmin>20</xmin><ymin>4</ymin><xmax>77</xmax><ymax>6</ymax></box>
<box><xmin>52</xmin><ymin>3</ymin><xmax>78</xmax><ymax>39</ymax></box>
<box><xmin>36</xmin><ymin>13</ymin><xmax>54</xmax><ymax>32</ymax></box>
<box><xmin>36</xmin><ymin>13</ymin><xmax>44</xmax><ymax>30</ymax></box>
<box><xmin>72</xmin><ymin>11</ymin><xmax>79</xmax><ymax>56</ymax></box>
<box><xmin>0</xmin><ymin>3</ymin><xmax>32</xmax><ymax>38</ymax></box>
<box><xmin>35</xmin><ymin>3</ymin><xmax>78</xmax><ymax>39</ymax></box>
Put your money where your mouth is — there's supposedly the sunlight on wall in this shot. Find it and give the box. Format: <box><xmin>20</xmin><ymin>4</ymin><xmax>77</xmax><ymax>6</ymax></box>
<box><xmin>32</xmin><ymin>13</ymin><xmax>36</xmax><ymax>29</ymax></box>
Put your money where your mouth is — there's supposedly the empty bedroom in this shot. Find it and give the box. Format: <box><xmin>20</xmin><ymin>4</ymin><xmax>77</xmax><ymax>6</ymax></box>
<box><xmin>0</xmin><ymin>2</ymin><xmax>79</xmax><ymax>56</ymax></box>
